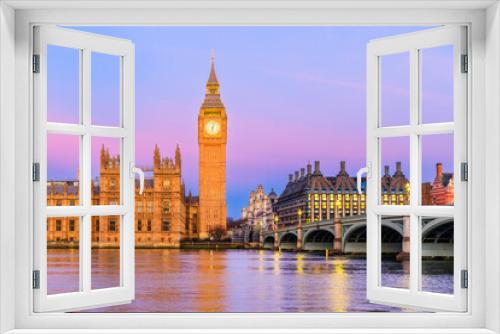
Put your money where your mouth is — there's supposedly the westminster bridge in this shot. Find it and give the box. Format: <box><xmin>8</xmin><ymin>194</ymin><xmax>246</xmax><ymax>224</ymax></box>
<box><xmin>261</xmin><ymin>215</ymin><xmax>454</xmax><ymax>257</ymax></box>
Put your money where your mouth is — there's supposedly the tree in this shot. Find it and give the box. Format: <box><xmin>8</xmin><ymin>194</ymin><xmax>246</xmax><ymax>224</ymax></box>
<box><xmin>210</xmin><ymin>226</ymin><xmax>226</xmax><ymax>241</ymax></box>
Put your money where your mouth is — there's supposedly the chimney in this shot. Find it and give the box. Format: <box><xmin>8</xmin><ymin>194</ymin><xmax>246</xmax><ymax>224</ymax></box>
<box><xmin>307</xmin><ymin>162</ymin><xmax>312</xmax><ymax>175</ymax></box>
<box><xmin>396</xmin><ymin>161</ymin><xmax>402</xmax><ymax>173</ymax></box>
<box><xmin>295</xmin><ymin>171</ymin><xmax>299</xmax><ymax>181</ymax></box>
<box><xmin>340</xmin><ymin>161</ymin><xmax>346</xmax><ymax>172</ymax></box>
<box><xmin>289</xmin><ymin>174</ymin><xmax>293</xmax><ymax>182</ymax></box>
<box><xmin>436</xmin><ymin>163</ymin><xmax>443</xmax><ymax>179</ymax></box>
<box><xmin>314</xmin><ymin>161</ymin><xmax>321</xmax><ymax>174</ymax></box>
<box><xmin>384</xmin><ymin>165</ymin><xmax>390</xmax><ymax>176</ymax></box>
<box><xmin>300</xmin><ymin>168</ymin><xmax>305</xmax><ymax>179</ymax></box>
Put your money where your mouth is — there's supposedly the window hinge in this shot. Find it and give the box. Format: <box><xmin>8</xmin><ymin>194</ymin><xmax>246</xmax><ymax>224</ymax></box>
<box><xmin>32</xmin><ymin>54</ymin><xmax>40</xmax><ymax>73</ymax></box>
<box><xmin>32</xmin><ymin>270</ymin><xmax>40</xmax><ymax>289</ymax></box>
<box><xmin>461</xmin><ymin>269</ymin><xmax>468</xmax><ymax>289</ymax></box>
<box><xmin>461</xmin><ymin>162</ymin><xmax>468</xmax><ymax>182</ymax></box>
<box><xmin>461</xmin><ymin>54</ymin><xmax>468</xmax><ymax>73</ymax></box>
<box><xmin>32</xmin><ymin>162</ymin><xmax>40</xmax><ymax>182</ymax></box>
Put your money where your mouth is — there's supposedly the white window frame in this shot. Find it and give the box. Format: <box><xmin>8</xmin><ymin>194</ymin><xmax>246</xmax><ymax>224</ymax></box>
<box><xmin>0</xmin><ymin>1</ymin><xmax>499</xmax><ymax>333</ymax></box>
<box><xmin>32</xmin><ymin>26</ymin><xmax>136</xmax><ymax>312</ymax></box>
<box><xmin>366</xmin><ymin>26</ymin><xmax>468</xmax><ymax>312</ymax></box>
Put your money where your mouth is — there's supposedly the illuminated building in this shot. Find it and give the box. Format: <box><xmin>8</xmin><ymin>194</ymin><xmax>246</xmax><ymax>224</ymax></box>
<box><xmin>47</xmin><ymin>145</ymin><xmax>200</xmax><ymax>248</ymax></box>
<box><xmin>272</xmin><ymin>161</ymin><xmax>411</xmax><ymax>226</ymax></box>
<box><xmin>197</xmin><ymin>54</ymin><xmax>228</xmax><ymax>238</ymax></box>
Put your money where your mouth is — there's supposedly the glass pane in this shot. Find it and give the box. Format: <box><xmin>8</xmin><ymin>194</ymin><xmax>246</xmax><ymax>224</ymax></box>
<box><xmin>47</xmin><ymin>45</ymin><xmax>81</xmax><ymax>124</ymax></box>
<box><xmin>380</xmin><ymin>52</ymin><xmax>410</xmax><ymax>127</ymax></box>
<box><xmin>91</xmin><ymin>137</ymin><xmax>121</xmax><ymax>205</ymax></box>
<box><xmin>421</xmin><ymin>134</ymin><xmax>454</xmax><ymax>206</ymax></box>
<box><xmin>91</xmin><ymin>52</ymin><xmax>121</xmax><ymax>127</ymax></box>
<box><xmin>421</xmin><ymin>216</ymin><xmax>454</xmax><ymax>294</ymax></box>
<box><xmin>420</xmin><ymin>45</ymin><xmax>454</xmax><ymax>124</ymax></box>
<box><xmin>380</xmin><ymin>215</ymin><xmax>410</xmax><ymax>289</ymax></box>
<box><xmin>47</xmin><ymin>134</ymin><xmax>80</xmax><ymax>206</ymax></box>
<box><xmin>92</xmin><ymin>215</ymin><xmax>121</xmax><ymax>289</ymax></box>
<box><xmin>47</xmin><ymin>216</ymin><xmax>80</xmax><ymax>294</ymax></box>
<box><xmin>380</xmin><ymin>137</ymin><xmax>410</xmax><ymax>205</ymax></box>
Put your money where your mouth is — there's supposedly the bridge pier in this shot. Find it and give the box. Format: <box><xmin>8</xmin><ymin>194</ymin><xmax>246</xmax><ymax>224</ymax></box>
<box><xmin>333</xmin><ymin>217</ymin><xmax>343</xmax><ymax>254</ymax></box>
<box><xmin>296</xmin><ymin>226</ymin><xmax>303</xmax><ymax>250</ymax></box>
<box><xmin>397</xmin><ymin>216</ymin><xmax>410</xmax><ymax>261</ymax></box>
<box><xmin>274</xmin><ymin>230</ymin><xmax>279</xmax><ymax>249</ymax></box>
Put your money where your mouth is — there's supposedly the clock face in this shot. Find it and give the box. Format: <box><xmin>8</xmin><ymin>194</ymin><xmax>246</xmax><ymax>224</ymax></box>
<box><xmin>204</xmin><ymin>120</ymin><xmax>221</xmax><ymax>136</ymax></box>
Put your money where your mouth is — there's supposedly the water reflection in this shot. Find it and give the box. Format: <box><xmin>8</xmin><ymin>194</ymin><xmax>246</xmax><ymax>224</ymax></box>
<box><xmin>46</xmin><ymin>249</ymin><xmax>453</xmax><ymax>312</ymax></box>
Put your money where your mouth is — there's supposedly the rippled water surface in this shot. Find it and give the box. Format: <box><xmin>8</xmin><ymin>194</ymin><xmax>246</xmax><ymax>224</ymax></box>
<box><xmin>47</xmin><ymin>248</ymin><xmax>454</xmax><ymax>312</ymax></box>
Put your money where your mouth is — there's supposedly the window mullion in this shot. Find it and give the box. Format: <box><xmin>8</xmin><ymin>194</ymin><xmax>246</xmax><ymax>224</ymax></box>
<box><xmin>80</xmin><ymin>47</ymin><xmax>92</xmax><ymax>293</ymax></box>
<box><xmin>409</xmin><ymin>48</ymin><xmax>421</xmax><ymax>293</ymax></box>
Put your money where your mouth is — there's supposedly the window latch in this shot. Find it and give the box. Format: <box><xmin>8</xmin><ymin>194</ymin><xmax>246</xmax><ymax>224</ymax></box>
<box><xmin>130</xmin><ymin>162</ymin><xmax>145</xmax><ymax>195</ymax></box>
<box><xmin>356</xmin><ymin>162</ymin><xmax>371</xmax><ymax>194</ymax></box>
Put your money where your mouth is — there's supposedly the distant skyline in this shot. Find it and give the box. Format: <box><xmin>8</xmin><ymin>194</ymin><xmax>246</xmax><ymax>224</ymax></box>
<box><xmin>47</xmin><ymin>26</ymin><xmax>454</xmax><ymax>218</ymax></box>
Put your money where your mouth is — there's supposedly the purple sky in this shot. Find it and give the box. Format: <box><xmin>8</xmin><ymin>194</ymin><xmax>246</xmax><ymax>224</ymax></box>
<box><xmin>47</xmin><ymin>26</ymin><xmax>454</xmax><ymax>218</ymax></box>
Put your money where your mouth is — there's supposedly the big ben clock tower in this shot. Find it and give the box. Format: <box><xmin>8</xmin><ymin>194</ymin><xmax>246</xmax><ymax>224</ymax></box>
<box><xmin>198</xmin><ymin>53</ymin><xmax>227</xmax><ymax>239</ymax></box>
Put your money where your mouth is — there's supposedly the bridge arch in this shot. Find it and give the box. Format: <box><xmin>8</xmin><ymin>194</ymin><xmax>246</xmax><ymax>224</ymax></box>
<box><xmin>303</xmin><ymin>229</ymin><xmax>335</xmax><ymax>251</ymax></box>
<box><xmin>279</xmin><ymin>232</ymin><xmax>298</xmax><ymax>250</ymax></box>
<box><xmin>342</xmin><ymin>224</ymin><xmax>367</xmax><ymax>254</ymax></box>
<box><xmin>342</xmin><ymin>220</ymin><xmax>404</xmax><ymax>254</ymax></box>
<box><xmin>263</xmin><ymin>235</ymin><xmax>275</xmax><ymax>250</ymax></box>
<box><xmin>421</xmin><ymin>217</ymin><xmax>454</xmax><ymax>257</ymax></box>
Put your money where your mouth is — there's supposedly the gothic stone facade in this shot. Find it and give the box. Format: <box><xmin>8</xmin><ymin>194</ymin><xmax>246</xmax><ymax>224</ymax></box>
<box><xmin>47</xmin><ymin>145</ymin><xmax>200</xmax><ymax>248</ymax></box>
<box><xmin>46</xmin><ymin>58</ymin><xmax>231</xmax><ymax>247</ymax></box>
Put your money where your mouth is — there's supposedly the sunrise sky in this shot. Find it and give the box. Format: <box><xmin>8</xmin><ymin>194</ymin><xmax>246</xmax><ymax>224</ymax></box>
<box><xmin>46</xmin><ymin>26</ymin><xmax>454</xmax><ymax>217</ymax></box>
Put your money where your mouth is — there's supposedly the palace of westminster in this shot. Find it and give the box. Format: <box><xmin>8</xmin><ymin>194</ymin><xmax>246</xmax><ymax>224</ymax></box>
<box><xmin>46</xmin><ymin>57</ymin><xmax>455</xmax><ymax>248</ymax></box>
<box><xmin>47</xmin><ymin>56</ymin><xmax>228</xmax><ymax>248</ymax></box>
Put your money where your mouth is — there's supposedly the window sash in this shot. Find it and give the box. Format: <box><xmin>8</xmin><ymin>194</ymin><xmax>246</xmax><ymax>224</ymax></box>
<box><xmin>366</xmin><ymin>25</ymin><xmax>468</xmax><ymax>312</ymax></box>
<box><xmin>33</xmin><ymin>26</ymin><xmax>135</xmax><ymax>312</ymax></box>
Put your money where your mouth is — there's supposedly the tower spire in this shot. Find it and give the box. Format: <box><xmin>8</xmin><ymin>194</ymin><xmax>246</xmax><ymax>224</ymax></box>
<box><xmin>154</xmin><ymin>144</ymin><xmax>160</xmax><ymax>168</ymax></box>
<box><xmin>175</xmin><ymin>144</ymin><xmax>181</xmax><ymax>169</ymax></box>
<box><xmin>207</xmin><ymin>49</ymin><xmax>218</xmax><ymax>85</ymax></box>
<box><xmin>201</xmin><ymin>50</ymin><xmax>224</xmax><ymax>109</ymax></box>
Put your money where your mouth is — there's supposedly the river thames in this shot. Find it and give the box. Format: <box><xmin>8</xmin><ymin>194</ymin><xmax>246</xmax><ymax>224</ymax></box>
<box><xmin>47</xmin><ymin>248</ymin><xmax>453</xmax><ymax>312</ymax></box>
